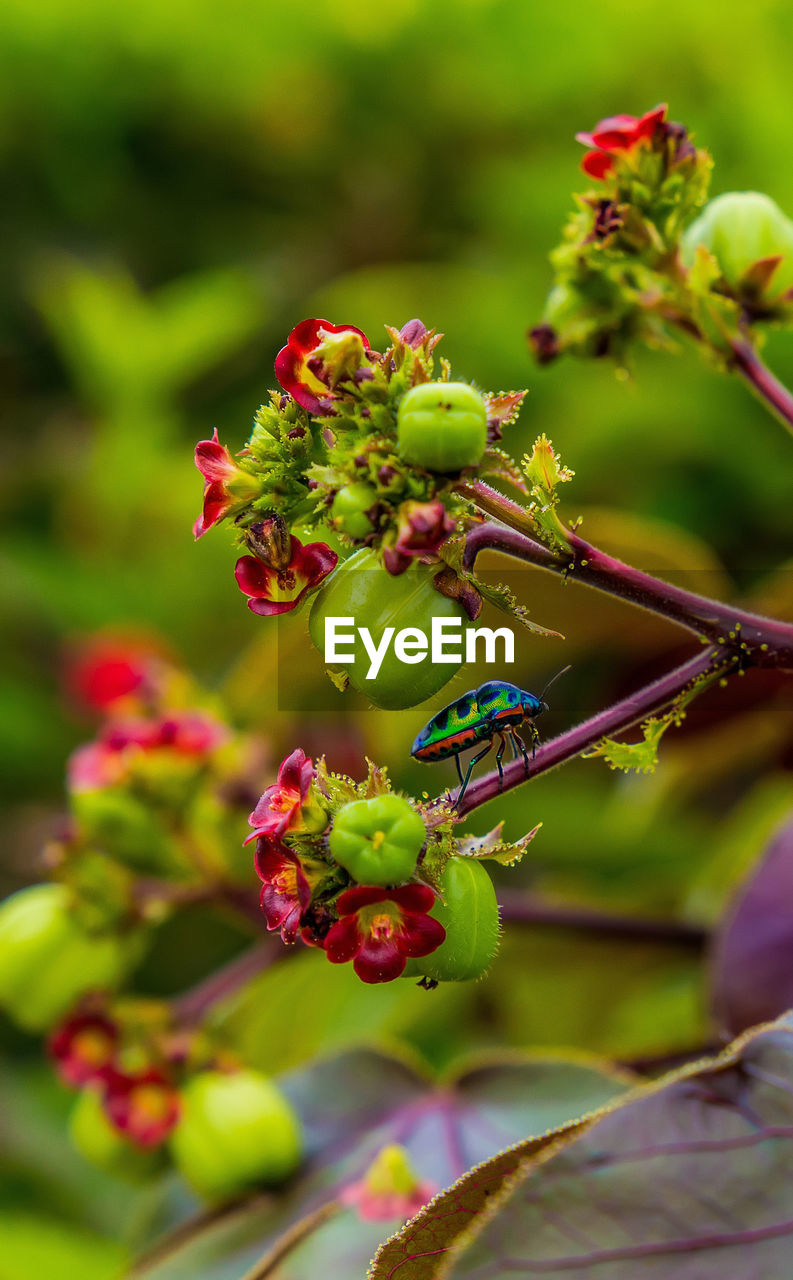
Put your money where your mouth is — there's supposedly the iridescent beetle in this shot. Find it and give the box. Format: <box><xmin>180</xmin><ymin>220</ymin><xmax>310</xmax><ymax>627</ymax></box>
<box><xmin>411</xmin><ymin>668</ymin><xmax>570</xmax><ymax>805</ymax></box>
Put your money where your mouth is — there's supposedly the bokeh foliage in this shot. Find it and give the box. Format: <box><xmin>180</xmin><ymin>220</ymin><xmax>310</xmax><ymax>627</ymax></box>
<box><xmin>2</xmin><ymin>0</ymin><xmax>793</xmax><ymax>1273</ymax></box>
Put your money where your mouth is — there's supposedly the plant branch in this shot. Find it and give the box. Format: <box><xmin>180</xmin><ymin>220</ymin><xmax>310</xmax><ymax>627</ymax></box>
<box><xmin>728</xmin><ymin>337</ymin><xmax>793</xmax><ymax>440</ymax></box>
<box><xmin>450</xmin><ymin>646</ymin><xmax>722</xmax><ymax>817</ymax></box>
<box><xmin>497</xmin><ymin>889</ymin><xmax>707</xmax><ymax>947</ymax></box>
<box><xmin>459</xmin><ymin>503</ymin><xmax>793</xmax><ymax>668</ymax></box>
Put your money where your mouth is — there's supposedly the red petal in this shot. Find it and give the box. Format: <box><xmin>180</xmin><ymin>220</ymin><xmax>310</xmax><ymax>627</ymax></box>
<box><xmin>194</xmin><ymin>429</ymin><xmax>236</xmax><ymax>483</ymax></box>
<box><xmin>388</xmin><ymin>883</ymin><xmax>437</xmax><ymax>914</ymax></box>
<box><xmin>234</xmin><ymin>555</ymin><xmax>273</xmax><ymax>599</ymax></box>
<box><xmin>401</xmin><ymin>913</ymin><xmax>446</xmax><ymax>958</ymax></box>
<box><xmin>277</xmin><ymin>747</ymin><xmax>313</xmax><ymax>796</ymax></box>
<box><xmin>581</xmin><ymin>150</ymin><xmax>614</xmax><ymax>180</ymax></box>
<box><xmin>353</xmin><ymin>937</ymin><xmax>405</xmax><ymax>984</ymax></box>
<box><xmin>325</xmin><ymin>914</ymin><xmax>363</xmax><ymax>963</ymax></box>
<box><xmin>336</xmin><ymin>885</ymin><xmax>390</xmax><ymax>915</ymax></box>
<box><xmin>290</xmin><ymin>539</ymin><xmax>339</xmax><ymax>585</ymax></box>
<box><xmin>275</xmin><ymin>343</ymin><xmax>324</xmax><ymax>413</ymax></box>
<box><xmin>636</xmin><ymin>103</ymin><xmax>668</xmax><ymax>141</ymax></box>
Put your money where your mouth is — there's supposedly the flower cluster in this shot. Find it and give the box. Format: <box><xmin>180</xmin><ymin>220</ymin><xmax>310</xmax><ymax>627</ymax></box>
<box><xmin>530</xmin><ymin>103</ymin><xmax>793</xmax><ymax>370</ymax></box>
<box><xmin>192</xmin><ymin>315</ymin><xmax>529</xmax><ymax>631</ymax></box>
<box><xmin>50</xmin><ymin>1007</ymin><xmax>180</xmax><ymax>1149</ymax></box>
<box><xmin>246</xmin><ymin>748</ymin><xmax>523</xmax><ymax>985</ymax></box>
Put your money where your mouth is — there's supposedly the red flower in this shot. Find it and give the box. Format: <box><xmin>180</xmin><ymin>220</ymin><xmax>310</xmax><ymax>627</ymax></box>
<box><xmin>384</xmin><ymin>500</ymin><xmax>456</xmax><ymax>576</ymax></box>
<box><xmin>49</xmin><ymin>1012</ymin><xmax>119</xmax><ymax>1088</ymax></box>
<box><xmin>254</xmin><ymin>837</ymin><xmax>312</xmax><ymax>943</ymax></box>
<box><xmin>275</xmin><ymin>318</ymin><xmax>370</xmax><ymax>414</ymax></box>
<box><xmin>341</xmin><ymin>1143</ymin><xmax>437</xmax><ymax>1222</ymax></box>
<box><xmin>246</xmin><ymin>748</ymin><xmax>319</xmax><ymax>843</ymax></box>
<box><xmin>194</xmin><ymin>429</ymin><xmax>260</xmax><ymax>538</ymax></box>
<box><xmin>576</xmin><ymin>104</ymin><xmax>667</xmax><ymax>179</ymax></box>
<box><xmin>103</xmin><ymin>1067</ymin><xmax>180</xmax><ymax>1148</ymax></box>
<box><xmin>67</xmin><ymin>711</ymin><xmax>227</xmax><ymax>791</ymax></box>
<box><xmin>64</xmin><ymin>635</ymin><xmax>162</xmax><ymax>713</ymax></box>
<box><xmin>324</xmin><ymin>884</ymin><xmax>445</xmax><ymax>984</ymax></box>
<box><xmin>235</xmin><ymin>536</ymin><xmax>337</xmax><ymax>616</ymax></box>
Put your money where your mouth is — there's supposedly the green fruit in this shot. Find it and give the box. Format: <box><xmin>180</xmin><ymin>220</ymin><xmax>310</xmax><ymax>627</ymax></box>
<box><xmin>0</xmin><ymin>884</ymin><xmax>143</xmax><ymax>1031</ymax></box>
<box><xmin>330</xmin><ymin>795</ymin><xmax>425</xmax><ymax>886</ymax></box>
<box><xmin>69</xmin><ymin>1088</ymin><xmax>163</xmax><ymax>1181</ymax></box>
<box><xmin>170</xmin><ymin>1069</ymin><xmax>302</xmax><ymax>1202</ymax></box>
<box><xmin>682</xmin><ymin>191</ymin><xmax>793</xmax><ymax>294</ymax></box>
<box><xmin>397</xmin><ymin>382</ymin><xmax>487</xmax><ymax>472</ymax></box>
<box><xmin>405</xmin><ymin>858</ymin><xmax>500</xmax><ymax>982</ymax></box>
<box><xmin>308</xmin><ymin>548</ymin><xmax>469</xmax><ymax>710</ymax></box>
<box><xmin>331</xmin><ymin>483</ymin><xmax>377</xmax><ymax>539</ymax></box>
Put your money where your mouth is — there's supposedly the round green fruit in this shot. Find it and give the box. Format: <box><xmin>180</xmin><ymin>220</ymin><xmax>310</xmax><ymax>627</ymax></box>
<box><xmin>0</xmin><ymin>884</ymin><xmax>143</xmax><ymax>1032</ymax></box>
<box><xmin>69</xmin><ymin>1088</ymin><xmax>163</xmax><ymax>1181</ymax></box>
<box><xmin>170</xmin><ymin>1069</ymin><xmax>302</xmax><ymax>1202</ymax></box>
<box><xmin>405</xmin><ymin>857</ymin><xmax>500</xmax><ymax>982</ymax></box>
<box><xmin>682</xmin><ymin>191</ymin><xmax>793</xmax><ymax>294</ymax></box>
<box><xmin>330</xmin><ymin>794</ymin><xmax>425</xmax><ymax>886</ymax></box>
<box><xmin>397</xmin><ymin>382</ymin><xmax>488</xmax><ymax>472</ymax></box>
<box><xmin>331</xmin><ymin>483</ymin><xmax>378</xmax><ymax>539</ymax></box>
<box><xmin>308</xmin><ymin>548</ymin><xmax>469</xmax><ymax>709</ymax></box>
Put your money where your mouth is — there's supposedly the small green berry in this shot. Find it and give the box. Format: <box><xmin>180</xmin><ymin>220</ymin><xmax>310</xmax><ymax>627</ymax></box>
<box><xmin>397</xmin><ymin>382</ymin><xmax>488</xmax><ymax>472</ymax></box>
<box><xmin>0</xmin><ymin>884</ymin><xmax>142</xmax><ymax>1031</ymax></box>
<box><xmin>331</xmin><ymin>483</ymin><xmax>378</xmax><ymax>539</ymax></box>
<box><xmin>170</xmin><ymin>1069</ymin><xmax>302</xmax><ymax>1202</ymax></box>
<box><xmin>330</xmin><ymin>794</ymin><xmax>425</xmax><ymax>886</ymax></box>
<box><xmin>683</xmin><ymin>191</ymin><xmax>793</xmax><ymax>294</ymax></box>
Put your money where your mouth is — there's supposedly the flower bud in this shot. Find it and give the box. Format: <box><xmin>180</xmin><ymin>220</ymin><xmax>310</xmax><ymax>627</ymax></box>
<box><xmin>683</xmin><ymin>191</ymin><xmax>793</xmax><ymax>296</ymax></box>
<box><xmin>246</xmin><ymin>515</ymin><xmax>293</xmax><ymax>570</ymax></box>
<box><xmin>0</xmin><ymin>884</ymin><xmax>144</xmax><ymax>1031</ymax></box>
<box><xmin>397</xmin><ymin>382</ymin><xmax>488</xmax><ymax>473</ymax></box>
<box><xmin>331</xmin><ymin>483</ymin><xmax>378</xmax><ymax>539</ymax></box>
<box><xmin>329</xmin><ymin>794</ymin><xmax>425</xmax><ymax>886</ymax></box>
<box><xmin>170</xmin><ymin>1069</ymin><xmax>302</xmax><ymax>1201</ymax></box>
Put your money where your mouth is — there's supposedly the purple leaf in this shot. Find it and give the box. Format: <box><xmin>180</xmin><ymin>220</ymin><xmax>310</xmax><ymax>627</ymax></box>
<box><xmin>710</xmin><ymin>811</ymin><xmax>793</xmax><ymax>1034</ymax></box>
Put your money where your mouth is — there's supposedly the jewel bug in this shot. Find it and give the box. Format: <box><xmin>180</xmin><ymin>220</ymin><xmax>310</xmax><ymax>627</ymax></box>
<box><xmin>411</xmin><ymin>667</ymin><xmax>570</xmax><ymax>805</ymax></box>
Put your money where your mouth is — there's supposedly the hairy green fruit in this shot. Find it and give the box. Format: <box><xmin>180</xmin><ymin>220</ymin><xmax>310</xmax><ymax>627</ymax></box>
<box><xmin>397</xmin><ymin>382</ymin><xmax>488</xmax><ymax>472</ymax></box>
<box><xmin>405</xmin><ymin>857</ymin><xmax>500</xmax><ymax>982</ymax></box>
<box><xmin>330</xmin><ymin>794</ymin><xmax>425</xmax><ymax>886</ymax></box>
<box><xmin>683</xmin><ymin>191</ymin><xmax>793</xmax><ymax>295</ymax></box>
<box><xmin>0</xmin><ymin>884</ymin><xmax>143</xmax><ymax>1031</ymax></box>
<box><xmin>308</xmin><ymin>548</ymin><xmax>468</xmax><ymax>709</ymax></box>
<box><xmin>170</xmin><ymin>1069</ymin><xmax>302</xmax><ymax>1202</ymax></box>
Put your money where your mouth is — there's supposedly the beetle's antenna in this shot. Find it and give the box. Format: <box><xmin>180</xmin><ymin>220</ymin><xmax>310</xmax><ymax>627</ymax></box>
<box><xmin>539</xmin><ymin>664</ymin><xmax>571</xmax><ymax>701</ymax></box>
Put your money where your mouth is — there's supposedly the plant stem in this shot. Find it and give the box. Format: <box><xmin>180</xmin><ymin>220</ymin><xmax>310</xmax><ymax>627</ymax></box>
<box><xmin>497</xmin><ymin>889</ymin><xmax>707</xmax><ymax>947</ymax></box>
<box><xmin>459</xmin><ymin>505</ymin><xmax>793</xmax><ymax>668</ymax></box>
<box><xmin>452</xmin><ymin>647</ymin><xmax>721</xmax><ymax>817</ymax></box>
<box><xmin>729</xmin><ymin>337</ymin><xmax>793</xmax><ymax>440</ymax></box>
<box><xmin>173</xmin><ymin>941</ymin><xmax>276</xmax><ymax>1026</ymax></box>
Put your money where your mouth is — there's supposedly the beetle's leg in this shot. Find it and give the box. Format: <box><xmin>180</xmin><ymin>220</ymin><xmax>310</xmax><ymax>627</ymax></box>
<box><xmin>495</xmin><ymin>732</ymin><xmax>507</xmax><ymax>790</ymax></box>
<box><xmin>454</xmin><ymin>752</ymin><xmax>465</xmax><ymax>787</ymax></box>
<box><xmin>512</xmin><ymin>728</ymin><xmax>531</xmax><ymax>778</ymax></box>
<box><xmin>456</xmin><ymin>740</ymin><xmax>493</xmax><ymax>807</ymax></box>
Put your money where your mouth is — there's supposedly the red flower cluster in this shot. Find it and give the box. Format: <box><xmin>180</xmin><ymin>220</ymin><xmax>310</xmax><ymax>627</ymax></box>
<box><xmin>324</xmin><ymin>884</ymin><xmax>445</xmax><ymax>984</ymax></box>
<box><xmin>49</xmin><ymin>1012</ymin><xmax>179</xmax><ymax>1148</ymax></box>
<box><xmin>68</xmin><ymin>710</ymin><xmax>228</xmax><ymax>791</ymax></box>
<box><xmin>235</xmin><ymin>535</ymin><xmax>337</xmax><ymax>617</ymax></box>
<box><xmin>384</xmin><ymin>500</ymin><xmax>456</xmax><ymax>576</ymax></box>
<box><xmin>275</xmin><ymin>318</ymin><xmax>370</xmax><ymax>415</ymax></box>
<box><xmin>576</xmin><ymin>104</ymin><xmax>667</xmax><ymax>179</ymax></box>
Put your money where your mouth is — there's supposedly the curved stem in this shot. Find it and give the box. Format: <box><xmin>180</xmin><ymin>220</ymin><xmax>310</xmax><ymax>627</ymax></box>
<box><xmin>459</xmin><ymin>507</ymin><xmax>793</xmax><ymax>669</ymax></box>
<box><xmin>451</xmin><ymin>647</ymin><xmax>721</xmax><ymax>817</ymax></box>
<box><xmin>729</xmin><ymin>337</ymin><xmax>793</xmax><ymax>440</ymax></box>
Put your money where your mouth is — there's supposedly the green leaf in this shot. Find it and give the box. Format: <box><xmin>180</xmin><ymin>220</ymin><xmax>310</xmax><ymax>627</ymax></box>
<box><xmin>457</xmin><ymin>822</ymin><xmax>542</xmax><ymax>866</ymax></box>
<box><xmin>131</xmin><ymin>1048</ymin><xmax>628</xmax><ymax>1280</ymax></box>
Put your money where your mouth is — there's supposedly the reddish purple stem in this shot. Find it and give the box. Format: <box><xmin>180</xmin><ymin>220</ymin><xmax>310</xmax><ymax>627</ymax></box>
<box><xmin>730</xmin><ymin>337</ymin><xmax>793</xmax><ymax>440</ymax></box>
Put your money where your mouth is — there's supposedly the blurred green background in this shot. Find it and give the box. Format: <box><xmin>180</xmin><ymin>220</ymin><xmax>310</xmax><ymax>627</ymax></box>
<box><xmin>2</xmin><ymin>0</ymin><xmax>793</xmax><ymax>1273</ymax></box>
